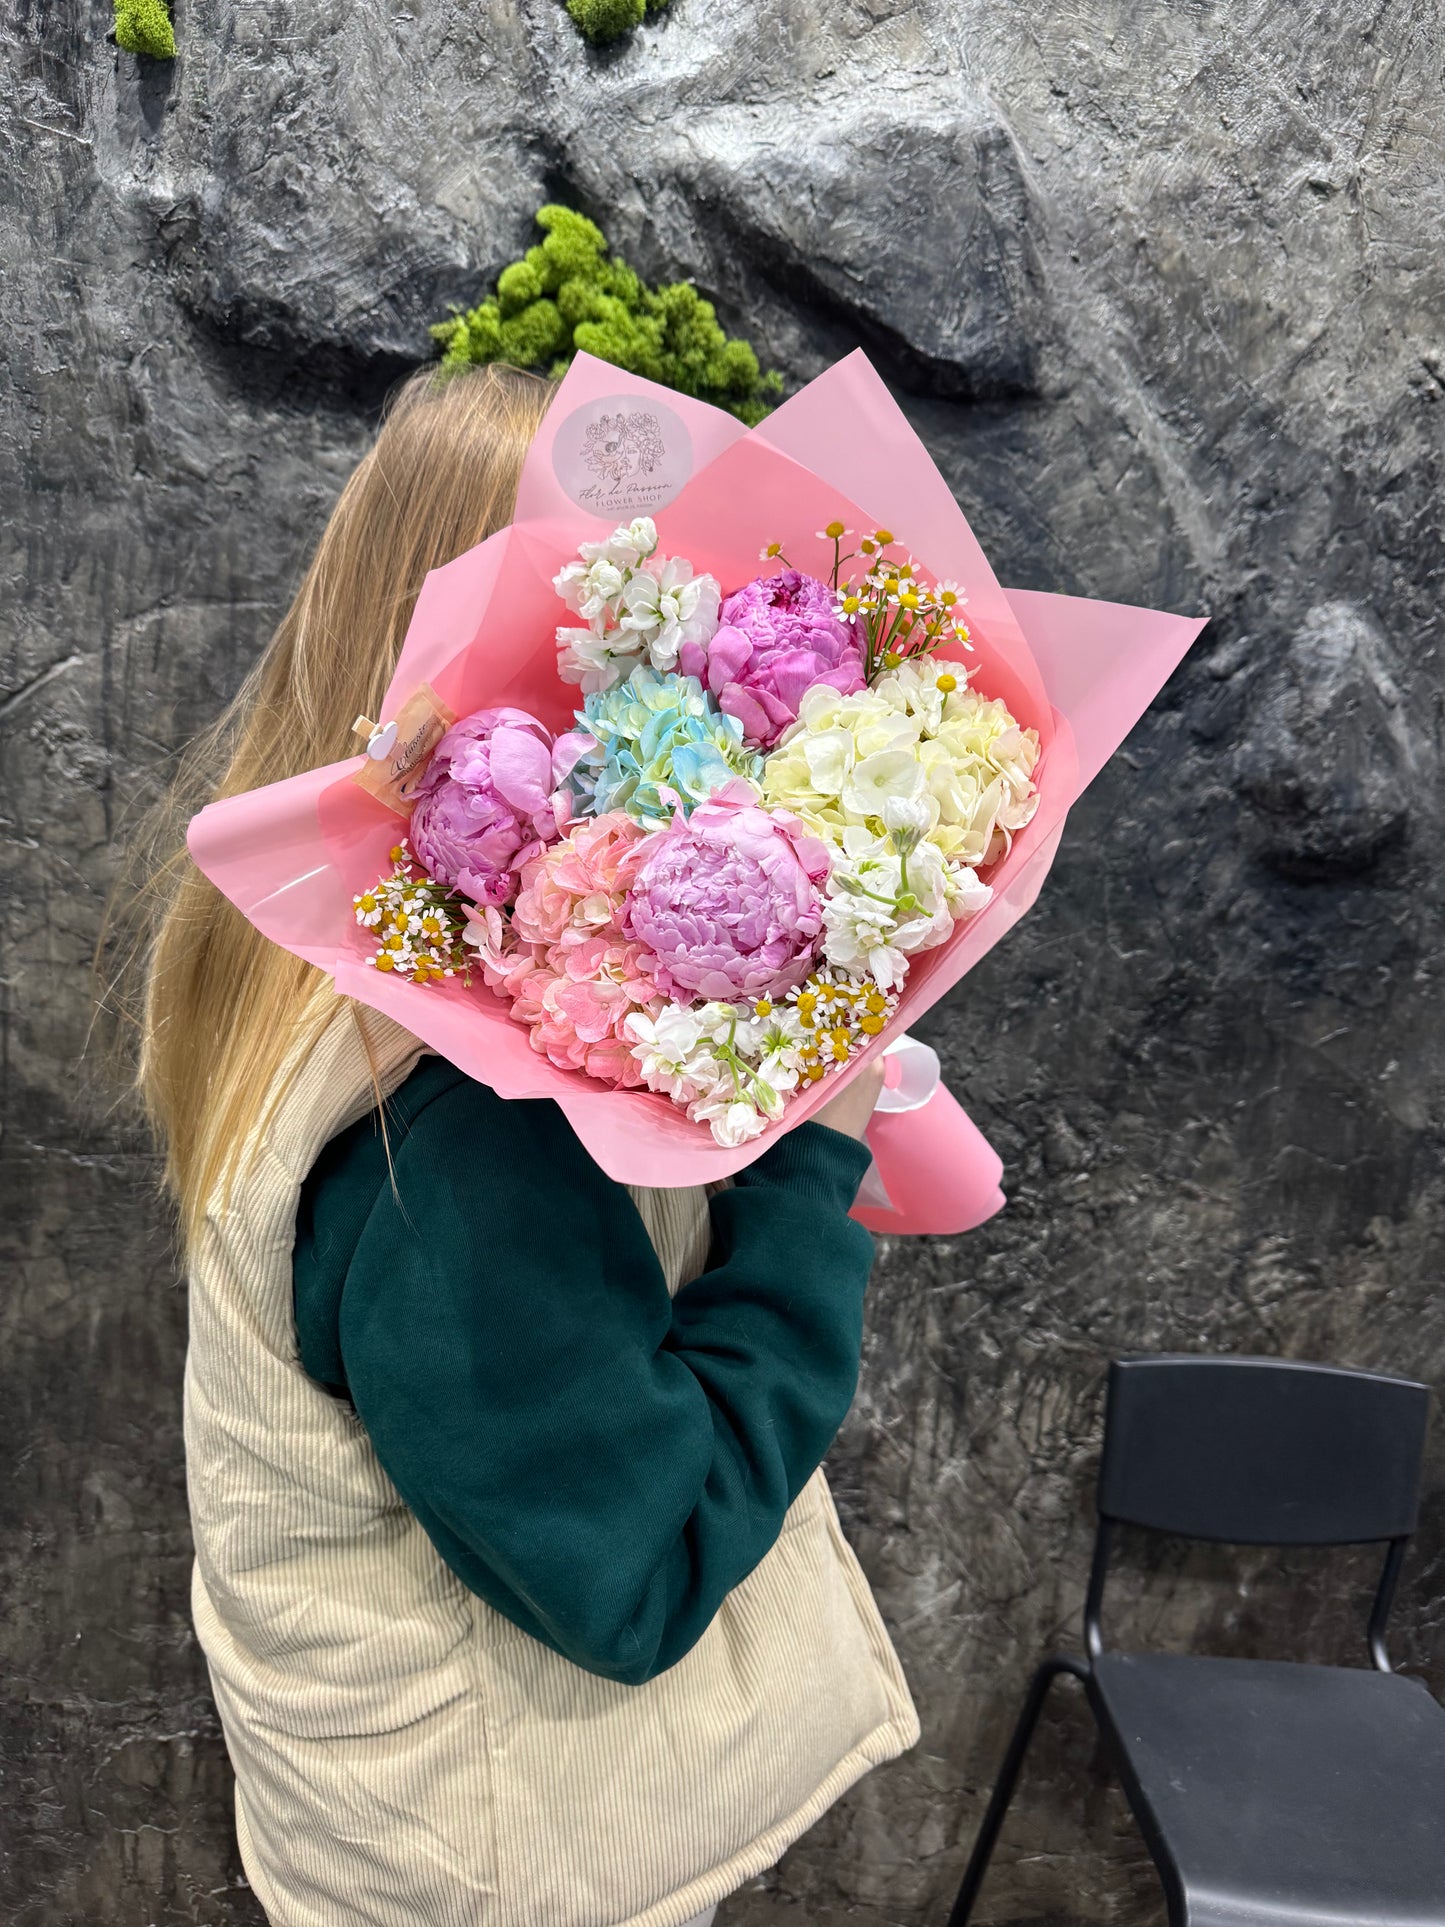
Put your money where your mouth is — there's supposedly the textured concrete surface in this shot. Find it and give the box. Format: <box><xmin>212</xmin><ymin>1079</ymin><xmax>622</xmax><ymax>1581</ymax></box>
<box><xmin>3</xmin><ymin>1</ymin><xmax>1443</xmax><ymax>1921</ymax></box>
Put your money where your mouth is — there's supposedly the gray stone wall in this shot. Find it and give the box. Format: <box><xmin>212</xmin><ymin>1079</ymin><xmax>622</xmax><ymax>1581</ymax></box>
<box><xmin>2</xmin><ymin>1</ymin><xmax>1442</xmax><ymax>1921</ymax></box>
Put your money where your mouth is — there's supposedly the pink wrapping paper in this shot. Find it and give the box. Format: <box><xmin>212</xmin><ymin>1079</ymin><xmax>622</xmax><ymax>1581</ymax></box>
<box><xmin>189</xmin><ymin>350</ymin><xmax>1206</xmax><ymax>1232</ymax></box>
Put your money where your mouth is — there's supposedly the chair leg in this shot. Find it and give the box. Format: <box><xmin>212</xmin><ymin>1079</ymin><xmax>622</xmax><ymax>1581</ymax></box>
<box><xmin>947</xmin><ymin>1654</ymin><xmax>1089</xmax><ymax>1927</ymax></box>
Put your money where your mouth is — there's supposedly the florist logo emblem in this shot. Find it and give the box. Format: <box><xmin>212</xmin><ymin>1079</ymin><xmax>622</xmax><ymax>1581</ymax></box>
<box><xmin>553</xmin><ymin>393</ymin><xmax>693</xmax><ymax>515</ymax></box>
<box><xmin>582</xmin><ymin>411</ymin><xmax>666</xmax><ymax>488</ymax></box>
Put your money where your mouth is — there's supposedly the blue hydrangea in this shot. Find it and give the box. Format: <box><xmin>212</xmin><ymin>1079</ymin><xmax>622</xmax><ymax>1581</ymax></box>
<box><xmin>560</xmin><ymin>667</ymin><xmax>762</xmax><ymax>831</ymax></box>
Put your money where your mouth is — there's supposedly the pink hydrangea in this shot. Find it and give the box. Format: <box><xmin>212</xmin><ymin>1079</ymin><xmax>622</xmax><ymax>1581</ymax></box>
<box><xmin>410</xmin><ymin>707</ymin><xmax>562</xmax><ymax>906</ymax></box>
<box><xmin>510</xmin><ymin>936</ymin><xmax>657</xmax><ymax>1088</ymax></box>
<box><xmin>678</xmin><ymin>568</ymin><xmax>865</xmax><ymax>750</ymax></box>
<box><xmin>461</xmin><ymin>903</ymin><xmax>543</xmax><ymax>1003</ymax></box>
<box><xmin>621</xmin><ymin>792</ymin><xmax>831</xmax><ymax>1003</ymax></box>
<box><xmin>467</xmin><ymin>811</ymin><xmax>657</xmax><ymax>1089</ymax></box>
<box><xmin>511</xmin><ymin>810</ymin><xmax>645</xmax><ymax>950</ymax></box>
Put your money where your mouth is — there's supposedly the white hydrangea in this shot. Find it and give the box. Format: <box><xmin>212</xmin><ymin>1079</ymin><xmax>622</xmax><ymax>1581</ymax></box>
<box><xmin>761</xmin><ymin>654</ymin><xmax>1042</xmax><ymax>868</ymax></box>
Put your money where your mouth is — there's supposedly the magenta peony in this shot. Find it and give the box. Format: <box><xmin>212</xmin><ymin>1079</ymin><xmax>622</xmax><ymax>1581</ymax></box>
<box><xmin>621</xmin><ymin>791</ymin><xmax>831</xmax><ymax>1003</ymax></box>
<box><xmin>410</xmin><ymin>707</ymin><xmax>561</xmax><ymax>905</ymax></box>
<box><xmin>678</xmin><ymin>568</ymin><xmax>865</xmax><ymax>750</ymax></box>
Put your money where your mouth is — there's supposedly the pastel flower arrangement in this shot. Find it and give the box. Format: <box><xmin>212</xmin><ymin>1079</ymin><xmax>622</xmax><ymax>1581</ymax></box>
<box><xmin>353</xmin><ymin>515</ymin><xmax>1041</xmax><ymax>1146</ymax></box>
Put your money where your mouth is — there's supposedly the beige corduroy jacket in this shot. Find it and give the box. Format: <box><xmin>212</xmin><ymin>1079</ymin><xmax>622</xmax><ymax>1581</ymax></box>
<box><xmin>184</xmin><ymin>1003</ymin><xmax>920</xmax><ymax>1927</ymax></box>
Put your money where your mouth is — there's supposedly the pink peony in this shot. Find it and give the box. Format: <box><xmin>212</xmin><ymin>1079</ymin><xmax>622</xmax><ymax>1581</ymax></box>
<box><xmin>621</xmin><ymin>792</ymin><xmax>831</xmax><ymax>1003</ymax></box>
<box><xmin>410</xmin><ymin>707</ymin><xmax>562</xmax><ymax>906</ymax></box>
<box><xmin>678</xmin><ymin>568</ymin><xmax>865</xmax><ymax>749</ymax></box>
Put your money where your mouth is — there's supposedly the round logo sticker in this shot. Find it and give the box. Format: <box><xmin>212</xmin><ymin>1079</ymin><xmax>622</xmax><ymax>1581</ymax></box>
<box><xmin>551</xmin><ymin>392</ymin><xmax>694</xmax><ymax>517</ymax></box>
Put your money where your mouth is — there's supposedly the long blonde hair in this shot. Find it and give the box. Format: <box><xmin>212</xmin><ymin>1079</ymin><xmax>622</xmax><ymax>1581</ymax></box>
<box><xmin>106</xmin><ymin>363</ymin><xmax>554</xmax><ymax>1253</ymax></box>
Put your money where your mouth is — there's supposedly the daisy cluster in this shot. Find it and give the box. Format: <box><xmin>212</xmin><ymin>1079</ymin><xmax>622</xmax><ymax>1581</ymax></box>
<box><xmin>353</xmin><ymin>842</ymin><xmax>473</xmax><ymax>984</ymax></box>
<box><xmin>351</xmin><ymin>519</ymin><xmax>1040</xmax><ymax>1145</ymax></box>
<box><xmin>823</xmin><ymin>522</ymin><xmax>974</xmax><ymax>680</ymax></box>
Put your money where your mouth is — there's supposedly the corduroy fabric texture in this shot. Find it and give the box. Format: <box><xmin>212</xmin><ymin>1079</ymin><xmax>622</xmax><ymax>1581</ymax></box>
<box><xmin>184</xmin><ymin>1000</ymin><xmax>920</xmax><ymax>1927</ymax></box>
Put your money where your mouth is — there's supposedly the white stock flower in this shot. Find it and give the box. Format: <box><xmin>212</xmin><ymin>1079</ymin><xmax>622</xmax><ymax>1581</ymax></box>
<box><xmin>823</xmin><ymin>899</ymin><xmax>885</xmax><ymax>962</ymax></box>
<box><xmin>747</xmin><ymin>1072</ymin><xmax>790</xmax><ymax>1120</ymax></box>
<box><xmin>553</xmin><ymin>559</ymin><xmax>590</xmax><ymax>613</ymax></box>
<box><xmin>945</xmin><ymin>865</ymin><xmax>993</xmax><ymax>919</ymax></box>
<box><xmin>631</xmin><ymin>995</ymin><xmax>808</xmax><ymax>1145</ymax></box>
<box><xmin>618</xmin><ymin>557</ymin><xmax>721</xmax><ymax>673</ymax></box>
<box><xmin>693</xmin><ymin>1000</ymin><xmax>742</xmax><ymax>1045</ymax></box>
<box><xmin>838</xmin><ymin>820</ymin><xmax>910</xmax><ymax>879</ymax></box>
<box><xmin>862</xmin><ymin>945</ymin><xmax>910</xmax><ymax>993</ymax></box>
<box><xmin>554</xmin><ymin>555</ymin><xmax>629</xmax><ymax>624</ymax></box>
<box><xmin>689</xmin><ymin>1094</ymin><xmax>768</xmax><ymax>1147</ymax></box>
<box><xmin>556</xmin><ymin>521</ymin><xmax>680</xmax><ymax>685</ymax></box>
<box><xmin>821</xmin><ymin>892</ymin><xmax>908</xmax><ymax>990</ymax></box>
<box><xmin>579</xmin><ymin>516</ymin><xmax>658</xmax><ymax>571</ymax></box>
<box><xmin>625</xmin><ymin>1003</ymin><xmax>704</xmax><ymax>1061</ymax></box>
<box><xmin>761</xmin><ymin>1040</ymin><xmax>801</xmax><ymax>1084</ymax></box>
<box><xmin>755</xmin><ymin>1007</ymin><xmax>806</xmax><ymax>1062</ymax></box>
<box><xmin>881</xmin><ymin>791</ymin><xmax>932</xmax><ymax>852</ymax></box>
<box><xmin>556</xmin><ymin>623</ymin><xmax>644</xmax><ymax>695</ymax></box>
<box><xmin>625</xmin><ymin>1005</ymin><xmax>713</xmax><ymax>1102</ymax></box>
<box><xmin>820</xmin><ymin>822</ymin><xmax>984</xmax><ymax>989</ymax></box>
<box><xmin>575</xmin><ymin>559</ymin><xmax>628</xmax><ymax>623</ymax></box>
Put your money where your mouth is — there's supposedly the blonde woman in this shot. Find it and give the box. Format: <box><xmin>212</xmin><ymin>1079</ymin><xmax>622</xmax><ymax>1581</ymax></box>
<box><xmin>115</xmin><ymin>364</ymin><xmax>919</xmax><ymax>1927</ymax></box>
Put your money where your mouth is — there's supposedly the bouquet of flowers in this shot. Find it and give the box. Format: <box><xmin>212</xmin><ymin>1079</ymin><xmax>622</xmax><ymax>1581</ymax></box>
<box><xmin>357</xmin><ymin>513</ymin><xmax>1042</xmax><ymax>1152</ymax></box>
<box><xmin>189</xmin><ymin>350</ymin><xmax>1204</xmax><ymax>1231</ymax></box>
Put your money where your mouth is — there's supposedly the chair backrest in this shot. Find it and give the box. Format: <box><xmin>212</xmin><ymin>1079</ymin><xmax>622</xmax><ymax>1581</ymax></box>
<box><xmin>1098</xmin><ymin>1355</ymin><xmax>1429</xmax><ymax>1546</ymax></box>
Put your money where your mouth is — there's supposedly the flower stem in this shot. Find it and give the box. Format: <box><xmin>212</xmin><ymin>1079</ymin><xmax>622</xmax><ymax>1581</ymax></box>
<box><xmin>847</xmin><ymin>877</ymin><xmax>907</xmax><ymax>909</ymax></box>
<box><xmin>722</xmin><ymin>1016</ymin><xmax>743</xmax><ymax>1094</ymax></box>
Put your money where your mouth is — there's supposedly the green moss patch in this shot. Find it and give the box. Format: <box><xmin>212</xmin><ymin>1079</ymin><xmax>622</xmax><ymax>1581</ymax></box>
<box><xmin>431</xmin><ymin>205</ymin><xmax>783</xmax><ymax>425</ymax></box>
<box><xmin>114</xmin><ymin>0</ymin><xmax>176</xmax><ymax>57</ymax></box>
<box><xmin>565</xmin><ymin>0</ymin><xmax>669</xmax><ymax>49</ymax></box>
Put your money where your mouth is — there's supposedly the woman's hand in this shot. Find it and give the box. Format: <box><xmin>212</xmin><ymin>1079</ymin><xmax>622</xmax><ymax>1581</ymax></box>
<box><xmin>812</xmin><ymin>1057</ymin><xmax>887</xmax><ymax>1143</ymax></box>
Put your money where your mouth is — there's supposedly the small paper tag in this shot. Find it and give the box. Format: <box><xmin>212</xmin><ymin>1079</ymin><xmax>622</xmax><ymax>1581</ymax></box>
<box><xmin>351</xmin><ymin>683</ymin><xmax>457</xmax><ymax>817</ymax></box>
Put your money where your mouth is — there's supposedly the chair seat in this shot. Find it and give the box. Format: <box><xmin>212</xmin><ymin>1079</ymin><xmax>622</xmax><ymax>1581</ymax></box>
<box><xmin>1090</xmin><ymin>1652</ymin><xmax>1445</xmax><ymax>1927</ymax></box>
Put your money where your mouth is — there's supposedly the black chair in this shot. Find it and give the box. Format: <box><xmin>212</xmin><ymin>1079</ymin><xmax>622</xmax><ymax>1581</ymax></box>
<box><xmin>949</xmin><ymin>1354</ymin><xmax>1445</xmax><ymax>1927</ymax></box>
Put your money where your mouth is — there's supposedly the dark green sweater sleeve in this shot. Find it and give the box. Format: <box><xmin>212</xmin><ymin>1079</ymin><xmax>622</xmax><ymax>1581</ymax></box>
<box><xmin>293</xmin><ymin>1065</ymin><xmax>876</xmax><ymax>1686</ymax></box>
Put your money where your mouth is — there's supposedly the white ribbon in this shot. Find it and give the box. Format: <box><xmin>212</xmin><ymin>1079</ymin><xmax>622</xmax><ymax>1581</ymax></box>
<box><xmin>873</xmin><ymin>1033</ymin><xmax>941</xmax><ymax>1113</ymax></box>
<box><xmin>855</xmin><ymin>1034</ymin><xmax>941</xmax><ymax>1211</ymax></box>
